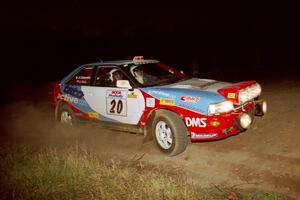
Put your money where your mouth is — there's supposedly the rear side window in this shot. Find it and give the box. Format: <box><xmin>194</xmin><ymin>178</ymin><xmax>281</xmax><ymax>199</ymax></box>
<box><xmin>67</xmin><ymin>67</ymin><xmax>94</xmax><ymax>85</ymax></box>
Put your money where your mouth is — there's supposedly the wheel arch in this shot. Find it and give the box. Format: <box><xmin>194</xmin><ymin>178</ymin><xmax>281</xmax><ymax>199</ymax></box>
<box><xmin>149</xmin><ymin>108</ymin><xmax>189</xmax><ymax>156</ymax></box>
<box><xmin>55</xmin><ymin>100</ymin><xmax>69</xmax><ymax>121</ymax></box>
<box><xmin>143</xmin><ymin>108</ymin><xmax>188</xmax><ymax>141</ymax></box>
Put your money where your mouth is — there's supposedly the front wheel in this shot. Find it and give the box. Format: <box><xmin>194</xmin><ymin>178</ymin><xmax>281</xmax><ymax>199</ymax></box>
<box><xmin>152</xmin><ymin>110</ymin><xmax>188</xmax><ymax>156</ymax></box>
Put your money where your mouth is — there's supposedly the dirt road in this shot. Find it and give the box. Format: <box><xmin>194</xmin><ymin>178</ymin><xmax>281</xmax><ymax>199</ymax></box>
<box><xmin>1</xmin><ymin>80</ymin><xmax>300</xmax><ymax>199</ymax></box>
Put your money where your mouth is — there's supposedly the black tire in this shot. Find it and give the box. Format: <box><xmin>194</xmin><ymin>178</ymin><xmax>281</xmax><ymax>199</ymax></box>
<box><xmin>57</xmin><ymin>104</ymin><xmax>76</xmax><ymax>126</ymax></box>
<box><xmin>152</xmin><ymin>110</ymin><xmax>188</xmax><ymax>156</ymax></box>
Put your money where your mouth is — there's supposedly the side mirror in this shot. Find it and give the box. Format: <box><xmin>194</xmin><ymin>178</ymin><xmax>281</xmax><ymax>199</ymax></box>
<box><xmin>116</xmin><ymin>80</ymin><xmax>132</xmax><ymax>89</ymax></box>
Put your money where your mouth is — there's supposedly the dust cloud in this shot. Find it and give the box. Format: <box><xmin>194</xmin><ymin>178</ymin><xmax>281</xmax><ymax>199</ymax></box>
<box><xmin>0</xmin><ymin>99</ymin><xmax>149</xmax><ymax>155</ymax></box>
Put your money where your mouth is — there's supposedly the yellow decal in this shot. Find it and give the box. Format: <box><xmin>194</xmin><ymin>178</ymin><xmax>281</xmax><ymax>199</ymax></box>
<box><xmin>88</xmin><ymin>112</ymin><xmax>99</xmax><ymax>119</ymax></box>
<box><xmin>227</xmin><ymin>93</ymin><xmax>236</xmax><ymax>99</ymax></box>
<box><xmin>159</xmin><ymin>98</ymin><xmax>175</xmax><ymax>106</ymax></box>
<box><xmin>128</xmin><ymin>92</ymin><xmax>137</xmax><ymax>98</ymax></box>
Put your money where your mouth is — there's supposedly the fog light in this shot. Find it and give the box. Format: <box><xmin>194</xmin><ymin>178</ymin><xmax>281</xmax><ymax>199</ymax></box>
<box><xmin>262</xmin><ymin>101</ymin><xmax>267</xmax><ymax>114</ymax></box>
<box><xmin>240</xmin><ymin>113</ymin><xmax>252</xmax><ymax>129</ymax></box>
<box><xmin>210</xmin><ymin>120</ymin><xmax>221</xmax><ymax>127</ymax></box>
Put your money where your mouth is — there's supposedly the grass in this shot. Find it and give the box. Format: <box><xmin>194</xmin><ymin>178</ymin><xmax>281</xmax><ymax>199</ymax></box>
<box><xmin>0</xmin><ymin>144</ymin><xmax>290</xmax><ymax>200</ymax></box>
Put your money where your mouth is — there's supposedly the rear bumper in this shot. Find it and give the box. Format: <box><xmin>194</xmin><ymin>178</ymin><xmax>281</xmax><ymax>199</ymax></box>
<box><xmin>190</xmin><ymin>100</ymin><xmax>266</xmax><ymax>141</ymax></box>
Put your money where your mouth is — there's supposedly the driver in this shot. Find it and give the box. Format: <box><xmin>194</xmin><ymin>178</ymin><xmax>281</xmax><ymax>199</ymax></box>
<box><xmin>109</xmin><ymin>68</ymin><xmax>123</xmax><ymax>86</ymax></box>
<box><xmin>131</xmin><ymin>65</ymin><xmax>156</xmax><ymax>85</ymax></box>
<box><xmin>133</xmin><ymin>67</ymin><xmax>144</xmax><ymax>84</ymax></box>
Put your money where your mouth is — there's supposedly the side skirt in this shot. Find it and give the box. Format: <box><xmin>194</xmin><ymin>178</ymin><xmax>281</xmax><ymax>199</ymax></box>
<box><xmin>78</xmin><ymin>119</ymin><xmax>145</xmax><ymax>135</ymax></box>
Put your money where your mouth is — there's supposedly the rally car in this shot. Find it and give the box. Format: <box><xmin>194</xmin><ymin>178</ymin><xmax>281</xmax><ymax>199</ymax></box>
<box><xmin>49</xmin><ymin>56</ymin><xmax>267</xmax><ymax>156</ymax></box>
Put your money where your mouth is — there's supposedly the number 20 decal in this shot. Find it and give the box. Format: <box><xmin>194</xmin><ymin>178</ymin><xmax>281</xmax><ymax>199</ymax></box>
<box><xmin>106</xmin><ymin>98</ymin><xmax>127</xmax><ymax>116</ymax></box>
<box><xmin>106</xmin><ymin>90</ymin><xmax>127</xmax><ymax>116</ymax></box>
<box><xmin>109</xmin><ymin>99</ymin><xmax>123</xmax><ymax>114</ymax></box>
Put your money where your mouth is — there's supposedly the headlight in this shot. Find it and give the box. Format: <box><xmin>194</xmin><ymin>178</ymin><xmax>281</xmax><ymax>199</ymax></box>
<box><xmin>208</xmin><ymin>101</ymin><xmax>234</xmax><ymax>115</ymax></box>
<box><xmin>238</xmin><ymin>83</ymin><xmax>261</xmax><ymax>104</ymax></box>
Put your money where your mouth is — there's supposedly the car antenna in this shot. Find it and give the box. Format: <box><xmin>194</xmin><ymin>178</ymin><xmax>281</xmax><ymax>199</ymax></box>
<box><xmin>97</xmin><ymin>58</ymin><xmax>103</xmax><ymax>62</ymax></box>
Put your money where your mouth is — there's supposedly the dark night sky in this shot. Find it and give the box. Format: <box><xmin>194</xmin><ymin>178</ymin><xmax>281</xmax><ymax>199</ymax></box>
<box><xmin>1</xmin><ymin>4</ymin><xmax>299</xmax><ymax>88</ymax></box>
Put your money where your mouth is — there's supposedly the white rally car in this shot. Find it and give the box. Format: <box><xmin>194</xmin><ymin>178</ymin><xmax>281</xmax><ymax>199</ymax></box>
<box><xmin>49</xmin><ymin>56</ymin><xmax>267</xmax><ymax>156</ymax></box>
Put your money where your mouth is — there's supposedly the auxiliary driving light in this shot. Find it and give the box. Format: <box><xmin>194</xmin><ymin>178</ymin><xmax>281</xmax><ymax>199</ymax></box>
<box><xmin>240</xmin><ymin>113</ymin><xmax>252</xmax><ymax>129</ymax></box>
<box><xmin>262</xmin><ymin>101</ymin><xmax>267</xmax><ymax>114</ymax></box>
<box><xmin>255</xmin><ymin>100</ymin><xmax>267</xmax><ymax>116</ymax></box>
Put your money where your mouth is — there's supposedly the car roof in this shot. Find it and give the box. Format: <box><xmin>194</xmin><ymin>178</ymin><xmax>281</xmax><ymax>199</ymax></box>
<box><xmin>82</xmin><ymin>59</ymin><xmax>159</xmax><ymax>67</ymax></box>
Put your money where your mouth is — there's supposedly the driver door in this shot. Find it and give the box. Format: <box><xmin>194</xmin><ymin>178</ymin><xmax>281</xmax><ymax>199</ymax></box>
<box><xmin>82</xmin><ymin>66</ymin><xmax>145</xmax><ymax>125</ymax></box>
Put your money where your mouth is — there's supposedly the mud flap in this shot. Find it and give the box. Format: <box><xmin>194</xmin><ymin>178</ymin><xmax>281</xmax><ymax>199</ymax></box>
<box><xmin>142</xmin><ymin>111</ymin><xmax>156</xmax><ymax>143</ymax></box>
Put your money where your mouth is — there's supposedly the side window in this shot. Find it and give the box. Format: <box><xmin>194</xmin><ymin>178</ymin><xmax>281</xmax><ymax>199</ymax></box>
<box><xmin>67</xmin><ymin>67</ymin><xmax>94</xmax><ymax>85</ymax></box>
<box><xmin>95</xmin><ymin>66</ymin><xmax>130</xmax><ymax>87</ymax></box>
<box><xmin>94</xmin><ymin>67</ymin><xmax>111</xmax><ymax>86</ymax></box>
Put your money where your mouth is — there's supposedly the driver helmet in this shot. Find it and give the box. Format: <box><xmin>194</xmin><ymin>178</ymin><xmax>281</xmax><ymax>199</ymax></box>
<box><xmin>130</xmin><ymin>65</ymin><xmax>144</xmax><ymax>84</ymax></box>
<box><xmin>109</xmin><ymin>68</ymin><xmax>121</xmax><ymax>82</ymax></box>
<box><xmin>130</xmin><ymin>65</ymin><xmax>139</xmax><ymax>77</ymax></box>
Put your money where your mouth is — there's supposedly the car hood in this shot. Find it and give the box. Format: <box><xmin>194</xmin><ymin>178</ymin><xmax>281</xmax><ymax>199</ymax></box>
<box><xmin>166</xmin><ymin>78</ymin><xmax>233</xmax><ymax>93</ymax></box>
<box><xmin>141</xmin><ymin>78</ymin><xmax>231</xmax><ymax>114</ymax></box>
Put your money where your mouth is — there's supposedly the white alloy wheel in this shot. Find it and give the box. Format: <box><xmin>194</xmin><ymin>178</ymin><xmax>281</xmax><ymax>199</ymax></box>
<box><xmin>155</xmin><ymin>121</ymin><xmax>173</xmax><ymax>149</ymax></box>
<box><xmin>60</xmin><ymin>110</ymin><xmax>73</xmax><ymax>125</ymax></box>
<box><xmin>151</xmin><ymin>110</ymin><xmax>188</xmax><ymax>156</ymax></box>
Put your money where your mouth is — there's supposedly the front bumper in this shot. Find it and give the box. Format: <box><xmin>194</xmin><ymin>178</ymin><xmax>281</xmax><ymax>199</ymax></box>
<box><xmin>190</xmin><ymin>100</ymin><xmax>266</xmax><ymax>141</ymax></box>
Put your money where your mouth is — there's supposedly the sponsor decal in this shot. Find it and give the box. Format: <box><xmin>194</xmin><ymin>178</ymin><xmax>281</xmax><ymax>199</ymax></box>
<box><xmin>57</xmin><ymin>93</ymin><xmax>86</xmax><ymax>105</ymax></box>
<box><xmin>227</xmin><ymin>92</ymin><xmax>236</xmax><ymax>99</ymax></box>
<box><xmin>146</xmin><ymin>98</ymin><xmax>155</xmax><ymax>108</ymax></box>
<box><xmin>107</xmin><ymin>90</ymin><xmax>125</xmax><ymax>99</ymax></box>
<box><xmin>88</xmin><ymin>112</ymin><xmax>99</xmax><ymax>119</ymax></box>
<box><xmin>76</xmin><ymin>76</ymin><xmax>90</xmax><ymax>80</ymax></box>
<box><xmin>159</xmin><ymin>98</ymin><xmax>175</xmax><ymax>106</ymax></box>
<box><xmin>185</xmin><ymin>117</ymin><xmax>207</xmax><ymax>127</ymax></box>
<box><xmin>112</xmin><ymin>90</ymin><xmax>121</xmax><ymax>94</ymax></box>
<box><xmin>63</xmin><ymin>85</ymin><xmax>84</xmax><ymax>98</ymax></box>
<box><xmin>128</xmin><ymin>92</ymin><xmax>137</xmax><ymax>98</ymax></box>
<box><xmin>180</xmin><ymin>96</ymin><xmax>199</xmax><ymax>103</ymax></box>
<box><xmin>191</xmin><ymin>132</ymin><xmax>218</xmax><ymax>139</ymax></box>
<box><xmin>75</xmin><ymin>80</ymin><xmax>89</xmax><ymax>84</ymax></box>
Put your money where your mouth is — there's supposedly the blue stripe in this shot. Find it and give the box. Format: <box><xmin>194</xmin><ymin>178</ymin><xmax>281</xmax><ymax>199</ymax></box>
<box><xmin>142</xmin><ymin>87</ymin><xmax>225</xmax><ymax>115</ymax></box>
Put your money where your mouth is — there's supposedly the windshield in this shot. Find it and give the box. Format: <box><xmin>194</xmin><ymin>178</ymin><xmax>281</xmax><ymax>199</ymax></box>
<box><xmin>128</xmin><ymin>63</ymin><xmax>188</xmax><ymax>86</ymax></box>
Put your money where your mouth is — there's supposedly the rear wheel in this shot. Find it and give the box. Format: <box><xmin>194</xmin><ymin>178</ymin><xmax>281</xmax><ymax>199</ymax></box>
<box><xmin>58</xmin><ymin>104</ymin><xmax>76</xmax><ymax>126</ymax></box>
<box><xmin>152</xmin><ymin>110</ymin><xmax>188</xmax><ymax>156</ymax></box>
